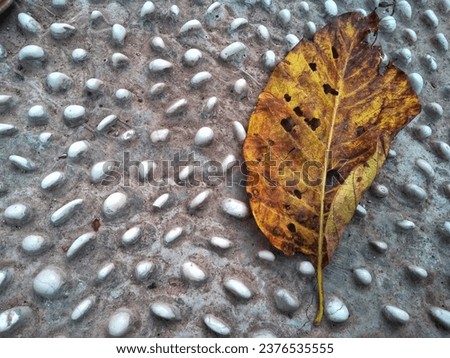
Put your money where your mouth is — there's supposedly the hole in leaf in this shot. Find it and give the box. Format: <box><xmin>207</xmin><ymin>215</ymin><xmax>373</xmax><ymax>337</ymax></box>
<box><xmin>293</xmin><ymin>106</ymin><xmax>303</xmax><ymax>116</ymax></box>
<box><xmin>268</xmin><ymin>139</ymin><xmax>275</xmax><ymax>146</ymax></box>
<box><xmin>284</xmin><ymin>94</ymin><xmax>291</xmax><ymax>102</ymax></box>
<box><xmin>323</xmin><ymin>83</ymin><xmax>339</xmax><ymax>96</ymax></box>
<box><xmin>287</xmin><ymin>223</ymin><xmax>296</xmax><ymax>233</ymax></box>
<box><xmin>332</xmin><ymin>46</ymin><xmax>339</xmax><ymax>59</ymax></box>
<box><xmin>326</xmin><ymin>168</ymin><xmax>345</xmax><ymax>187</ymax></box>
<box><xmin>309</xmin><ymin>62</ymin><xmax>317</xmax><ymax>71</ymax></box>
<box><xmin>280</xmin><ymin>117</ymin><xmax>295</xmax><ymax>132</ymax></box>
<box><xmin>293</xmin><ymin>189</ymin><xmax>302</xmax><ymax>199</ymax></box>
<box><xmin>356</xmin><ymin>126</ymin><xmax>365</xmax><ymax>137</ymax></box>
<box><xmin>304</xmin><ymin>117</ymin><xmax>321</xmax><ymax>131</ymax></box>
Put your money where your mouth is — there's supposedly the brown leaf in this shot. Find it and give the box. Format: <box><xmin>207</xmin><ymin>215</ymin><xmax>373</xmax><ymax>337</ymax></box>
<box><xmin>243</xmin><ymin>11</ymin><xmax>421</xmax><ymax>324</ymax></box>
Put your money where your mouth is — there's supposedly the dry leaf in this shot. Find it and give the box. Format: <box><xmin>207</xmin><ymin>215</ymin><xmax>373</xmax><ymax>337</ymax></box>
<box><xmin>243</xmin><ymin>11</ymin><xmax>421</xmax><ymax>324</ymax></box>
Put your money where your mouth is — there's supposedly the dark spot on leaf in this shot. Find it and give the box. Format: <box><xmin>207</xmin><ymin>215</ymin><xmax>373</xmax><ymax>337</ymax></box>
<box><xmin>284</xmin><ymin>94</ymin><xmax>291</xmax><ymax>102</ymax></box>
<box><xmin>323</xmin><ymin>83</ymin><xmax>339</xmax><ymax>96</ymax></box>
<box><xmin>294</xmin><ymin>189</ymin><xmax>302</xmax><ymax>199</ymax></box>
<box><xmin>357</xmin><ymin>177</ymin><xmax>363</xmax><ymax>183</ymax></box>
<box><xmin>326</xmin><ymin>168</ymin><xmax>345</xmax><ymax>187</ymax></box>
<box><xmin>356</xmin><ymin>126</ymin><xmax>365</xmax><ymax>136</ymax></box>
<box><xmin>332</xmin><ymin>46</ymin><xmax>339</xmax><ymax>59</ymax></box>
<box><xmin>309</xmin><ymin>62</ymin><xmax>317</xmax><ymax>71</ymax></box>
<box><xmin>293</xmin><ymin>106</ymin><xmax>303</xmax><ymax>116</ymax></box>
<box><xmin>304</xmin><ymin>117</ymin><xmax>321</xmax><ymax>131</ymax></box>
<box><xmin>287</xmin><ymin>223</ymin><xmax>296</xmax><ymax>233</ymax></box>
<box><xmin>268</xmin><ymin>139</ymin><xmax>275</xmax><ymax>146</ymax></box>
<box><xmin>281</xmin><ymin>117</ymin><xmax>295</xmax><ymax>132</ymax></box>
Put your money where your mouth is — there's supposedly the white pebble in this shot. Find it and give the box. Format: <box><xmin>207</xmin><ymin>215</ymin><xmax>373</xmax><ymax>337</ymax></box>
<box><xmin>441</xmin><ymin>222</ymin><xmax>450</xmax><ymax>238</ymax></box>
<box><xmin>115</xmin><ymin>89</ymin><xmax>131</xmax><ymax>102</ymax></box>
<box><xmin>403</xmin><ymin>183</ymin><xmax>427</xmax><ymax>201</ymax></box>
<box><xmin>152</xmin><ymin>193</ymin><xmax>169</xmax><ymax>209</ymax></box>
<box><xmin>150</xmin><ymin>128</ymin><xmax>169</xmax><ymax>143</ymax></box>
<box><xmin>353</xmin><ymin>268</ymin><xmax>372</xmax><ymax>286</ymax></box>
<box><xmin>46</xmin><ymin>72</ymin><xmax>72</xmax><ymax>92</ymax></box>
<box><xmin>67</xmin><ymin>232</ymin><xmax>95</xmax><ymax>259</ymax></box>
<box><xmin>22</xmin><ymin>235</ymin><xmax>47</xmax><ymax>255</ymax></box>
<box><xmin>169</xmin><ymin>5</ymin><xmax>180</xmax><ymax>19</ymax></box>
<box><xmin>396</xmin><ymin>219</ymin><xmax>416</xmax><ymax>230</ymax></box>
<box><xmin>432</xmin><ymin>141</ymin><xmax>450</xmax><ymax>160</ymax></box>
<box><xmin>433</xmin><ymin>33</ymin><xmax>449</xmax><ymax>52</ymax></box>
<box><xmin>252</xmin><ymin>330</ymin><xmax>277</xmax><ymax>338</ymax></box>
<box><xmin>4</xmin><ymin>203</ymin><xmax>31</xmax><ymax>225</ymax></box>
<box><xmin>9</xmin><ymin>155</ymin><xmax>36</xmax><ymax>172</ymax></box>
<box><xmin>203</xmin><ymin>96</ymin><xmax>218</xmax><ymax>114</ymax></box>
<box><xmin>0</xmin><ymin>269</ymin><xmax>11</xmax><ymax>292</ymax></box>
<box><xmin>179</xmin><ymin>19</ymin><xmax>203</xmax><ymax>34</ymax></box>
<box><xmin>305</xmin><ymin>21</ymin><xmax>317</xmax><ymax>37</ymax></box>
<box><xmin>256</xmin><ymin>25</ymin><xmax>270</xmax><ymax>42</ymax></box>
<box><xmin>424</xmin><ymin>54</ymin><xmax>437</xmax><ymax>71</ymax></box>
<box><xmin>111</xmin><ymin>52</ymin><xmax>129</xmax><ymax>68</ymax></box>
<box><xmin>257</xmin><ymin>250</ymin><xmax>275</xmax><ymax>262</ymax></box>
<box><xmin>18</xmin><ymin>13</ymin><xmax>42</xmax><ymax>34</ymax></box>
<box><xmin>67</xmin><ymin>140</ymin><xmax>90</xmax><ymax>160</ymax></box>
<box><xmin>135</xmin><ymin>261</ymin><xmax>155</xmax><ymax>281</ymax></box>
<box><xmin>149</xmin><ymin>82</ymin><xmax>166</xmax><ymax>96</ymax></box>
<box><xmin>166</xmin><ymin>98</ymin><xmax>188</xmax><ymax>116</ymax></box>
<box><xmin>370</xmin><ymin>240</ymin><xmax>388</xmax><ymax>253</ymax></box>
<box><xmin>96</xmin><ymin>114</ymin><xmax>117</xmax><ymax>132</ymax></box>
<box><xmin>182</xmin><ymin>261</ymin><xmax>206</xmax><ymax>282</ymax></box>
<box><xmin>189</xmin><ymin>190</ymin><xmax>211</xmax><ymax>211</ymax></box>
<box><xmin>325</xmin><ymin>296</ymin><xmax>349</xmax><ymax>323</ymax></box>
<box><xmin>71</xmin><ymin>296</ymin><xmax>95</xmax><ymax>321</ymax></box>
<box><xmin>441</xmin><ymin>0</ymin><xmax>450</xmax><ymax>13</ymax></box>
<box><xmin>355</xmin><ymin>204</ymin><xmax>367</xmax><ymax>217</ymax></box>
<box><xmin>71</xmin><ymin>48</ymin><xmax>87</xmax><ymax>62</ymax></box>
<box><xmin>299</xmin><ymin>1</ymin><xmax>309</xmax><ymax>12</ymax></box>
<box><xmin>403</xmin><ymin>28</ymin><xmax>417</xmax><ymax>44</ymax></box>
<box><xmin>190</xmin><ymin>71</ymin><xmax>212</xmax><ymax>88</ymax></box>
<box><xmin>108</xmin><ymin>309</ymin><xmax>132</xmax><ymax>337</ymax></box>
<box><xmin>50</xmin><ymin>23</ymin><xmax>75</xmax><ymax>40</ymax></box>
<box><xmin>164</xmin><ymin>227</ymin><xmax>183</xmax><ymax>245</ymax></box>
<box><xmin>424</xmin><ymin>102</ymin><xmax>443</xmax><ymax>119</ymax></box>
<box><xmin>203</xmin><ymin>314</ymin><xmax>230</xmax><ymax>336</ymax></box>
<box><xmin>28</xmin><ymin>105</ymin><xmax>48</xmax><ymax>126</ymax></box>
<box><xmin>18</xmin><ymin>45</ymin><xmax>46</xmax><ymax>63</ymax></box>
<box><xmin>194</xmin><ymin>127</ymin><xmax>214</xmax><ymax>146</ymax></box>
<box><xmin>371</xmin><ymin>183</ymin><xmax>389</xmax><ymax>198</ymax></box>
<box><xmin>52</xmin><ymin>0</ymin><xmax>67</xmax><ymax>8</ymax></box>
<box><xmin>234</xmin><ymin>78</ymin><xmax>248</xmax><ymax>99</ymax></box>
<box><xmin>379</xmin><ymin>16</ymin><xmax>396</xmax><ymax>33</ymax></box>
<box><xmin>122</xmin><ymin>226</ymin><xmax>142</xmax><ymax>246</ymax></box>
<box><xmin>90</xmin><ymin>10</ymin><xmax>104</xmax><ymax>25</ymax></box>
<box><xmin>121</xmin><ymin>129</ymin><xmax>135</xmax><ymax>142</ymax></box>
<box><xmin>210</xmin><ymin>236</ymin><xmax>232</xmax><ymax>249</ymax></box>
<box><xmin>0</xmin><ymin>307</ymin><xmax>31</xmax><ymax>333</ymax></box>
<box><xmin>178</xmin><ymin>165</ymin><xmax>194</xmax><ymax>181</ymax></box>
<box><xmin>407</xmin><ymin>265</ymin><xmax>428</xmax><ymax>279</ymax></box>
<box><xmin>422</xmin><ymin>9</ymin><xmax>439</xmax><ymax>27</ymax></box>
<box><xmin>102</xmin><ymin>192</ymin><xmax>128</xmax><ymax>219</ymax></box>
<box><xmin>150</xmin><ymin>302</ymin><xmax>180</xmax><ymax>321</ymax></box>
<box><xmin>140</xmin><ymin>1</ymin><xmax>155</xmax><ymax>18</ymax></box>
<box><xmin>90</xmin><ymin>161</ymin><xmax>115</xmax><ymax>184</ymax></box>
<box><xmin>85</xmin><ymin>78</ymin><xmax>104</xmax><ymax>94</ymax></box>
<box><xmin>50</xmin><ymin>198</ymin><xmax>83</xmax><ymax>226</ymax></box>
<box><xmin>0</xmin><ymin>123</ymin><xmax>17</xmax><ymax>136</ymax></box>
<box><xmin>138</xmin><ymin>160</ymin><xmax>156</xmax><ymax>182</ymax></box>
<box><xmin>324</xmin><ymin>0</ymin><xmax>338</xmax><ymax>16</ymax></box>
<box><xmin>394</xmin><ymin>48</ymin><xmax>412</xmax><ymax>66</ymax></box>
<box><xmin>274</xmin><ymin>289</ymin><xmax>300</xmax><ymax>313</ymax></box>
<box><xmin>285</xmin><ymin>34</ymin><xmax>300</xmax><ymax>50</ymax></box>
<box><xmin>397</xmin><ymin>1</ymin><xmax>412</xmax><ymax>19</ymax></box>
<box><xmin>151</xmin><ymin>36</ymin><xmax>165</xmax><ymax>51</ymax></box>
<box><xmin>97</xmin><ymin>263</ymin><xmax>115</xmax><ymax>281</ymax></box>
<box><xmin>415</xmin><ymin>158</ymin><xmax>434</xmax><ymax>178</ymax></box>
<box><xmin>32</xmin><ymin>266</ymin><xmax>65</xmax><ymax>299</ymax></box>
<box><xmin>229</xmin><ymin>17</ymin><xmax>248</xmax><ymax>32</ymax></box>
<box><xmin>383</xmin><ymin>305</ymin><xmax>410</xmax><ymax>325</ymax></box>
<box><xmin>220</xmin><ymin>42</ymin><xmax>247</xmax><ymax>61</ymax></box>
<box><xmin>0</xmin><ymin>44</ymin><xmax>6</xmax><ymax>59</ymax></box>
<box><xmin>38</xmin><ymin>132</ymin><xmax>52</xmax><ymax>144</ymax></box>
<box><xmin>221</xmin><ymin>198</ymin><xmax>249</xmax><ymax>218</ymax></box>
<box><xmin>112</xmin><ymin>24</ymin><xmax>126</xmax><ymax>46</ymax></box>
<box><xmin>414</xmin><ymin>125</ymin><xmax>432</xmax><ymax>140</ymax></box>
<box><xmin>183</xmin><ymin>48</ymin><xmax>202</xmax><ymax>66</ymax></box>
<box><xmin>149</xmin><ymin>58</ymin><xmax>173</xmax><ymax>73</ymax></box>
<box><xmin>63</xmin><ymin>105</ymin><xmax>86</xmax><ymax>127</ymax></box>
<box><xmin>224</xmin><ymin>278</ymin><xmax>252</xmax><ymax>299</ymax></box>
<box><xmin>232</xmin><ymin>121</ymin><xmax>246</xmax><ymax>143</ymax></box>
<box><xmin>297</xmin><ymin>261</ymin><xmax>315</xmax><ymax>276</ymax></box>
<box><xmin>429</xmin><ymin>306</ymin><xmax>450</xmax><ymax>330</ymax></box>
<box><xmin>408</xmin><ymin>73</ymin><xmax>423</xmax><ymax>94</ymax></box>
<box><xmin>221</xmin><ymin>154</ymin><xmax>237</xmax><ymax>172</ymax></box>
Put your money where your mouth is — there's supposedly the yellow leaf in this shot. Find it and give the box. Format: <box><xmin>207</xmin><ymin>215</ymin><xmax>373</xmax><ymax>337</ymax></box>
<box><xmin>242</xmin><ymin>11</ymin><xmax>421</xmax><ymax>325</ymax></box>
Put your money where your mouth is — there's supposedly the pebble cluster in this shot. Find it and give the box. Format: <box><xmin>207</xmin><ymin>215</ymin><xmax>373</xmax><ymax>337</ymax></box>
<box><xmin>0</xmin><ymin>0</ymin><xmax>449</xmax><ymax>337</ymax></box>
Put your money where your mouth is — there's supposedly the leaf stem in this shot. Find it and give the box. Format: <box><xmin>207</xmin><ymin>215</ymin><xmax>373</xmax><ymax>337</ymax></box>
<box><xmin>314</xmin><ymin>264</ymin><xmax>324</xmax><ymax>325</ymax></box>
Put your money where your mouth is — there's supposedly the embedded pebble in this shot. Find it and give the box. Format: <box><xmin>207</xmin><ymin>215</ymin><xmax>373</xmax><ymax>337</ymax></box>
<box><xmin>151</xmin><ymin>36</ymin><xmax>165</xmax><ymax>51</ymax></box>
<box><xmin>67</xmin><ymin>140</ymin><xmax>90</xmax><ymax>160</ymax></box>
<box><xmin>403</xmin><ymin>28</ymin><xmax>417</xmax><ymax>44</ymax></box>
<box><xmin>324</xmin><ymin>0</ymin><xmax>338</xmax><ymax>16</ymax></box>
<box><xmin>0</xmin><ymin>269</ymin><xmax>11</xmax><ymax>292</ymax></box>
<box><xmin>149</xmin><ymin>83</ymin><xmax>167</xmax><ymax>97</ymax></box>
<box><xmin>371</xmin><ymin>183</ymin><xmax>389</xmax><ymax>198</ymax></box>
<box><xmin>18</xmin><ymin>13</ymin><xmax>42</xmax><ymax>34</ymax></box>
<box><xmin>432</xmin><ymin>33</ymin><xmax>448</xmax><ymax>52</ymax></box>
<box><xmin>415</xmin><ymin>158</ymin><xmax>434</xmax><ymax>178</ymax></box>
<box><xmin>431</xmin><ymin>141</ymin><xmax>450</xmax><ymax>161</ymax></box>
<box><xmin>52</xmin><ymin>0</ymin><xmax>67</xmax><ymax>9</ymax></box>
<box><xmin>179</xmin><ymin>19</ymin><xmax>203</xmax><ymax>35</ymax></box>
<box><xmin>414</xmin><ymin>125</ymin><xmax>432</xmax><ymax>140</ymax></box>
<box><xmin>297</xmin><ymin>261</ymin><xmax>315</xmax><ymax>276</ymax></box>
<box><xmin>96</xmin><ymin>114</ymin><xmax>117</xmax><ymax>132</ymax></box>
<box><xmin>112</xmin><ymin>24</ymin><xmax>127</xmax><ymax>46</ymax></box>
<box><xmin>183</xmin><ymin>48</ymin><xmax>202</xmax><ymax>66</ymax></box>
<box><xmin>71</xmin><ymin>296</ymin><xmax>95</xmax><ymax>321</ymax></box>
<box><xmin>441</xmin><ymin>0</ymin><xmax>450</xmax><ymax>13</ymax></box>
<box><xmin>221</xmin><ymin>198</ymin><xmax>249</xmax><ymax>218</ymax></box>
<box><xmin>232</xmin><ymin>121</ymin><xmax>246</xmax><ymax>143</ymax></box>
<box><xmin>140</xmin><ymin>1</ymin><xmax>155</xmax><ymax>19</ymax></box>
<box><xmin>32</xmin><ymin>266</ymin><xmax>66</xmax><ymax>299</ymax></box>
<box><xmin>285</xmin><ymin>34</ymin><xmax>300</xmax><ymax>50</ymax></box>
<box><xmin>210</xmin><ymin>236</ymin><xmax>232</xmax><ymax>249</ymax></box>
<box><xmin>121</xmin><ymin>129</ymin><xmax>135</xmax><ymax>142</ymax></box>
<box><xmin>111</xmin><ymin>53</ymin><xmax>129</xmax><ymax>68</ymax></box>
<box><xmin>0</xmin><ymin>123</ymin><xmax>17</xmax><ymax>136</ymax></box>
<box><xmin>22</xmin><ymin>235</ymin><xmax>48</xmax><ymax>255</ymax></box>
<box><xmin>90</xmin><ymin>10</ymin><xmax>104</xmax><ymax>25</ymax></box>
<box><xmin>305</xmin><ymin>21</ymin><xmax>317</xmax><ymax>37</ymax></box>
<box><xmin>424</xmin><ymin>54</ymin><xmax>437</xmax><ymax>71</ymax></box>
<box><xmin>422</xmin><ymin>9</ymin><xmax>439</xmax><ymax>27</ymax></box>
<box><xmin>387</xmin><ymin>149</ymin><xmax>396</xmax><ymax>159</ymax></box>
<box><xmin>353</xmin><ymin>268</ymin><xmax>372</xmax><ymax>286</ymax></box>
<box><xmin>67</xmin><ymin>232</ymin><xmax>96</xmax><ymax>259</ymax></box>
<box><xmin>370</xmin><ymin>240</ymin><xmax>388</xmax><ymax>253</ymax></box>
<box><xmin>18</xmin><ymin>45</ymin><xmax>46</xmax><ymax>63</ymax></box>
<box><xmin>135</xmin><ymin>261</ymin><xmax>155</xmax><ymax>281</ymax></box>
<box><xmin>441</xmin><ymin>222</ymin><xmax>450</xmax><ymax>239</ymax></box>
<box><xmin>85</xmin><ymin>78</ymin><xmax>104</xmax><ymax>94</ymax></box>
<box><xmin>121</xmin><ymin>226</ymin><xmax>142</xmax><ymax>246</ymax></box>
<box><xmin>28</xmin><ymin>105</ymin><xmax>48</xmax><ymax>126</ymax></box>
<box><xmin>150</xmin><ymin>302</ymin><xmax>180</xmax><ymax>321</ymax></box>
<box><xmin>203</xmin><ymin>96</ymin><xmax>218</xmax><ymax>114</ymax></box>
<box><xmin>263</xmin><ymin>50</ymin><xmax>276</xmax><ymax>70</ymax></box>
<box><xmin>90</xmin><ymin>161</ymin><xmax>115</xmax><ymax>184</ymax></box>
<box><xmin>383</xmin><ymin>305</ymin><xmax>410</xmax><ymax>325</ymax></box>
<box><xmin>203</xmin><ymin>314</ymin><xmax>230</xmax><ymax>336</ymax></box>
<box><xmin>325</xmin><ymin>296</ymin><xmax>349</xmax><ymax>323</ymax></box>
<box><xmin>139</xmin><ymin>160</ymin><xmax>156</xmax><ymax>181</ymax></box>
<box><xmin>188</xmin><ymin>190</ymin><xmax>211</xmax><ymax>211</ymax></box>
<box><xmin>403</xmin><ymin>183</ymin><xmax>427</xmax><ymax>201</ymax></box>
<box><xmin>39</xmin><ymin>132</ymin><xmax>52</xmax><ymax>144</ymax></box>
<box><xmin>220</xmin><ymin>42</ymin><xmax>247</xmax><ymax>62</ymax></box>
<box><xmin>397</xmin><ymin>1</ymin><xmax>412</xmax><ymax>19</ymax></box>
<box><xmin>63</xmin><ymin>105</ymin><xmax>86</xmax><ymax>127</ymax></box>
<box><xmin>169</xmin><ymin>5</ymin><xmax>179</xmax><ymax>19</ymax></box>
<box><xmin>152</xmin><ymin>193</ymin><xmax>169</xmax><ymax>209</ymax></box>
<box><xmin>9</xmin><ymin>155</ymin><xmax>36</xmax><ymax>172</ymax></box>
<box><xmin>47</xmin><ymin>72</ymin><xmax>72</xmax><ymax>92</ymax></box>
<box><xmin>194</xmin><ymin>127</ymin><xmax>214</xmax><ymax>147</ymax></box>
<box><xmin>4</xmin><ymin>203</ymin><xmax>31</xmax><ymax>226</ymax></box>
<box><xmin>355</xmin><ymin>204</ymin><xmax>367</xmax><ymax>217</ymax></box>
<box><xmin>423</xmin><ymin>102</ymin><xmax>443</xmax><ymax>119</ymax></box>
<box><xmin>0</xmin><ymin>94</ymin><xmax>13</xmax><ymax>112</ymax></box>
<box><xmin>230</xmin><ymin>17</ymin><xmax>248</xmax><ymax>32</ymax></box>
<box><xmin>166</xmin><ymin>98</ymin><xmax>188</xmax><ymax>116</ymax></box>
<box><xmin>256</xmin><ymin>25</ymin><xmax>270</xmax><ymax>42</ymax></box>
<box><xmin>277</xmin><ymin>9</ymin><xmax>291</xmax><ymax>27</ymax></box>
<box><xmin>182</xmin><ymin>261</ymin><xmax>206</xmax><ymax>283</ymax></box>
<box><xmin>224</xmin><ymin>278</ymin><xmax>252</xmax><ymax>299</ymax></box>
<box><xmin>50</xmin><ymin>23</ymin><xmax>76</xmax><ymax>40</ymax></box>
<box><xmin>115</xmin><ymin>89</ymin><xmax>131</xmax><ymax>102</ymax></box>
<box><xmin>299</xmin><ymin>1</ymin><xmax>310</xmax><ymax>12</ymax></box>
<box><xmin>149</xmin><ymin>59</ymin><xmax>173</xmax><ymax>72</ymax></box>
<box><xmin>394</xmin><ymin>48</ymin><xmax>412</xmax><ymax>67</ymax></box>
<box><xmin>190</xmin><ymin>71</ymin><xmax>212</xmax><ymax>88</ymax></box>
<box><xmin>252</xmin><ymin>330</ymin><xmax>277</xmax><ymax>338</ymax></box>
<box><xmin>257</xmin><ymin>250</ymin><xmax>275</xmax><ymax>262</ymax></box>
<box><xmin>379</xmin><ymin>16</ymin><xmax>396</xmax><ymax>33</ymax></box>
<box><xmin>428</xmin><ymin>306</ymin><xmax>450</xmax><ymax>330</ymax></box>
<box><xmin>407</xmin><ymin>265</ymin><xmax>428</xmax><ymax>280</ymax></box>
<box><xmin>0</xmin><ymin>307</ymin><xmax>32</xmax><ymax>334</ymax></box>
<box><xmin>164</xmin><ymin>227</ymin><xmax>183</xmax><ymax>245</ymax></box>
<box><xmin>178</xmin><ymin>165</ymin><xmax>194</xmax><ymax>181</ymax></box>
<box><xmin>102</xmin><ymin>192</ymin><xmax>128</xmax><ymax>219</ymax></box>
<box><xmin>0</xmin><ymin>44</ymin><xmax>6</xmax><ymax>59</ymax></box>
<box><xmin>234</xmin><ymin>78</ymin><xmax>248</xmax><ymax>99</ymax></box>
<box><xmin>72</xmin><ymin>48</ymin><xmax>88</xmax><ymax>62</ymax></box>
<box><xmin>50</xmin><ymin>198</ymin><xmax>83</xmax><ymax>226</ymax></box>
<box><xmin>97</xmin><ymin>262</ymin><xmax>115</xmax><ymax>281</ymax></box>
<box><xmin>221</xmin><ymin>154</ymin><xmax>237</xmax><ymax>172</ymax></box>
<box><xmin>396</xmin><ymin>219</ymin><xmax>416</xmax><ymax>230</ymax></box>
<box><xmin>274</xmin><ymin>289</ymin><xmax>300</xmax><ymax>313</ymax></box>
<box><xmin>108</xmin><ymin>309</ymin><xmax>132</xmax><ymax>337</ymax></box>
<box><xmin>42</xmin><ymin>171</ymin><xmax>66</xmax><ymax>190</ymax></box>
